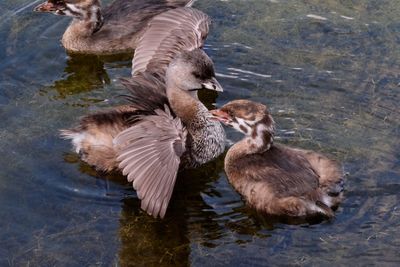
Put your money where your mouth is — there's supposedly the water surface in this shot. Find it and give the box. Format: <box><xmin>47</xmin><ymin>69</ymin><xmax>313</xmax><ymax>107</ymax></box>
<box><xmin>0</xmin><ymin>0</ymin><xmax>399</xmax><ymax>266</ymax></box>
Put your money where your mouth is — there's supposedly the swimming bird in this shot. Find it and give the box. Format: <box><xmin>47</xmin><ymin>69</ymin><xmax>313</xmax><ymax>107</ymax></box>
<box><xmin>211</xmin><ymin>100</ymin><xmax>344</xmax><ymax>218</ymax></box>
<box><xmin>34</xmin><ymin>0</ymin><xmax>196</xmax><ymax>54</ymax></box>
<box><xmin>61</xmin><ymin>8</ymin><xmax>226</xmax><ymax>218</ymax></box>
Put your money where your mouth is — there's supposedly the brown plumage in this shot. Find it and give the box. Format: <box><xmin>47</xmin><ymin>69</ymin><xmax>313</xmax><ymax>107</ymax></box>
<box><xmin>211</xmin><ymin>100</ymin><xmax>344</xmax><ymax>218</ymax></box>
<box><xmin>34</xmin><ymin>0</ymin><xmax>196</xmax><ymax>54</ymax></box>
<box><xmin>61</xmin><ymin>8</ymin><xmax>225</xmax><ymax>218</ymax></box>
<box><xmin>60</xmin><ymin>105</ymin><xmax>138</xmax><ymax>172</ymax></box>
<box><xmin>131</xmin><ymin>6</ymin><xmax>210</xmax><ymax>77</ymax></box>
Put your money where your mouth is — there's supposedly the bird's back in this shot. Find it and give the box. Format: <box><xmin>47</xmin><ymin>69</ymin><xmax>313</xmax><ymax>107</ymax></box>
<box><xmin>227</xmin><ymin>143</ymin><xmax>320</xmax><ymax>199</ymax></box>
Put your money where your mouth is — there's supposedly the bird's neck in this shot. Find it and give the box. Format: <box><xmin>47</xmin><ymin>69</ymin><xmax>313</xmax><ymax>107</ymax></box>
<box><xmin>65</xmin><ymin>5</ymin><xmax>104</xmax><ymax>38</ymax></box>
<box><xmin>247</xmin><ymin>122</ymin><xmax>275</xmax><ymax>154</ymax></box>
<box><xmin>230</xmin><ymin>122</ymin><xmax>275</xmax><ymax>160</ymax></box>
<box><xmin>166</xmin><ymin>83</ymin><xmax>225</xmax><ymax>166</ymax></box>
<box><xmin>166</xmin><ymin>84</ymin><xmax>202</xmax><ymax>127</ymax></box>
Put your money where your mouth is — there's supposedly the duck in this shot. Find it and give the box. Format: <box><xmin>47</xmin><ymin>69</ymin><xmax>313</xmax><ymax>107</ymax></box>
<box><xmin>61</xmin><ymin>8</ymin><xmax>226</xmax><ymax>218</ymax></box>
<box><xmin>211</xmin><ymin>99</ymin><xmax>344</xmax><ymax>218</ymax></box>
<box><xmin>34</xmin><ymin>0</ymin><xmax>196</xmax><ymax>54</ymax></box>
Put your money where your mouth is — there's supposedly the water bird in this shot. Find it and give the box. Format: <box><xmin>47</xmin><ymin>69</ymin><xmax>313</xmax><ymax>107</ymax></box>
<box><xmin>34</xmin><ymin>0</ymin><xmax>196</xmax><ymax>54</ymax></box>
<box><xmin>211</xmin><ymin>100</ymin><xmax>344</xmax><ymax>218</ymax></box>
<box><xmin>61</xmin><ymin>8</ymin><xmax>226</xmax><ymax>218</ymax></box>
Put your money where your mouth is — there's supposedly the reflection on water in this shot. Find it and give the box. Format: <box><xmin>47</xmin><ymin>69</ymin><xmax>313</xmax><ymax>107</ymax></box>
<box><xmin>119</xmin><ymin>198</ymin><xmax>191</xmax><ymax>267</ymax></box>
<box><xmin>37</xmin><ymin>53</ymin><xmax>133</xmax><ymax>109</ymax></box>
<box><xmin>43</xmin><ymin>54</ymin><xmax>111</xmax><ymax>99</ymax></box>
<box><xmin>118</xmin><ymin>157</ymin><xmax>225</xmax><ymax>267</ymax></box>
<box><xmin>39</xmin><ymin>53</ymin><xmax>133</xmax><ymax>100</ymax></box>
<box><xmin>0</xmin><ymin>0</ymin><xmax>399</xmax><ymax>266</ymax></box>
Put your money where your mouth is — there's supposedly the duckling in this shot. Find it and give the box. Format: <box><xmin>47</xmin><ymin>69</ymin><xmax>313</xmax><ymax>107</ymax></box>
<box><xmin>211</xmin><ymin>100</ymin><xmax>344</xmax><ymax>218</ymax></box>
<box><xmin>61</xmin><ymin>8</ymin><xmax>225</xmax><ymax>218</ymax></box>
<box><xmin>34</xmin><ymin>0</ymin><xmax>196</xmax><ymax>54</ymax></box>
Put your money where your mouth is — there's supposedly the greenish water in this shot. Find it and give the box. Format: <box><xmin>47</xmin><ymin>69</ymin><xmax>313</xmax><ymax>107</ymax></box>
<box><xmin>0</xmin><ymin>0</ymin><xmax>399</xmax><ymax>266</ymax></box>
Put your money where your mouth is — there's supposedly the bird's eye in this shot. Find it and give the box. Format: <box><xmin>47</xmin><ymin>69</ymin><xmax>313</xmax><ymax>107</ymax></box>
<box><xmin>51</xmin><ymin>0</ymin><xmax>65</xmax><ymax>5</ymax></box>
<box><xmin>192</xmin><ymin>72</ymin><xmax>201</xmax><ymax>79</ymax></box>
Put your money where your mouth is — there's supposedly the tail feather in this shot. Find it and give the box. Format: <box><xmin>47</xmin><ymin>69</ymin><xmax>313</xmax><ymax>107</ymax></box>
<box><xmin>60</xmin><ymin>129</ymin><xmax>85</xmax><ymax>154</ymax></box>
<box><xmin>60</xmin><ymin>128</ymin><xmax>79</xmax><ymax>139</ymax></box>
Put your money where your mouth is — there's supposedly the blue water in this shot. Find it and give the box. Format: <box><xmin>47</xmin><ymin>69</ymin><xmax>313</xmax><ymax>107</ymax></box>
<box><xmin>0</xmin><ymin>0</ymin><xmax>399</xmax><ymax>266</ymax></box>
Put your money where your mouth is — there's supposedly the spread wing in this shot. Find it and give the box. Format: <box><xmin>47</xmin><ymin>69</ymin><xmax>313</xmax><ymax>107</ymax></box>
<box><xmin>120</xmin><ymin>72</ymin><xmax>168</xmax><ymax>114</ymax></box>
<box><xmin>114</xmin><ymin>106</ymin><xmax>187</xmax><ymax>218</ymax></box>
<box><xmin>99</xmin><ymin>1</ymin><xmax>196</xmax><ymax>43</ymax></box>
<box><xmin>167</xmin><ymin>0</ymin><xmax>197</xmax><ymax>6</ymax></box>
<box><xmin>104</xmin><ymin>0</ymin><xmax>196</xmax><ymax>22</ymax></box>
<box><xmin>131</xmin><ymin>7</ymin><xmax>211</xmax><ymax>77</ymax></box>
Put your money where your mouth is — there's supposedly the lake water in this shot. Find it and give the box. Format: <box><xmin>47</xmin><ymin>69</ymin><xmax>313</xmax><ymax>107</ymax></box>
<box><xmin>0</xmin><ymin>0</ymin><xmax>399</xmax><ymax>266</ymax></box>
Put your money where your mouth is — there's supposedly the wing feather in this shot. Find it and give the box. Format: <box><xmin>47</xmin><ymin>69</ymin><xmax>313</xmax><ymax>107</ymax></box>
<box><xmin>131</xmin><ymin>7</ymin><xmax>211</xmax><ymax>77</ymax></box>
<box><xmin>114</xmin><ymin>106</ymin><xmax>187</xmax><ymax>218</ymax></box>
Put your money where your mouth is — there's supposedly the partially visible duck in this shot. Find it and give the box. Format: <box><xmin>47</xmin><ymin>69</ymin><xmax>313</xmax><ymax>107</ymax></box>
<box><xmin>61</xmin><ymin>8</ymin><xmax>226</xmax><ymax>218</ymax></box>
<box><xmin>211</xmin><ymin>100</ymin><xmax>344</xmax><ymax>218</ymax></box>
<box><xmin>34</xmin><ymin>0</ymin><xmax>196</xmax><ymax>54</ymax></box>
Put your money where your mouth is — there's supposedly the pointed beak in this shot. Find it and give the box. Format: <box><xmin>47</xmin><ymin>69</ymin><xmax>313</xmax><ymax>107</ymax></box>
<box><xmin>201</xmin><ymin>77</ymin><xmax>223</xmax><ymax>92</ymax></box>
<box><xmin>210</xmin><ymin>109</ymin><xmax>231</xmax><ymax>123</ymax></box>
<box><xmin>34</xmin><ymin>1</ymin><xmax>57</xmax><ymax>12</ymax></box>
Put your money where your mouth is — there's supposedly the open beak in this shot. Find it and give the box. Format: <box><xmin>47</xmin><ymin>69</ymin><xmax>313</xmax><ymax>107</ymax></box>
<box><xmin>201</xmin><ymin>77</ymin><xmax>223</xmax><ymax>92</ymax></box>
<box><xmin>210</xmin><ymin>109</ymin><xmax>231</xmax><ymax>124</ymax></box>
<box><xmin>34</xmin><ymin>1</ymin><xmax>58</xmax><ymax>12</ymax></box>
